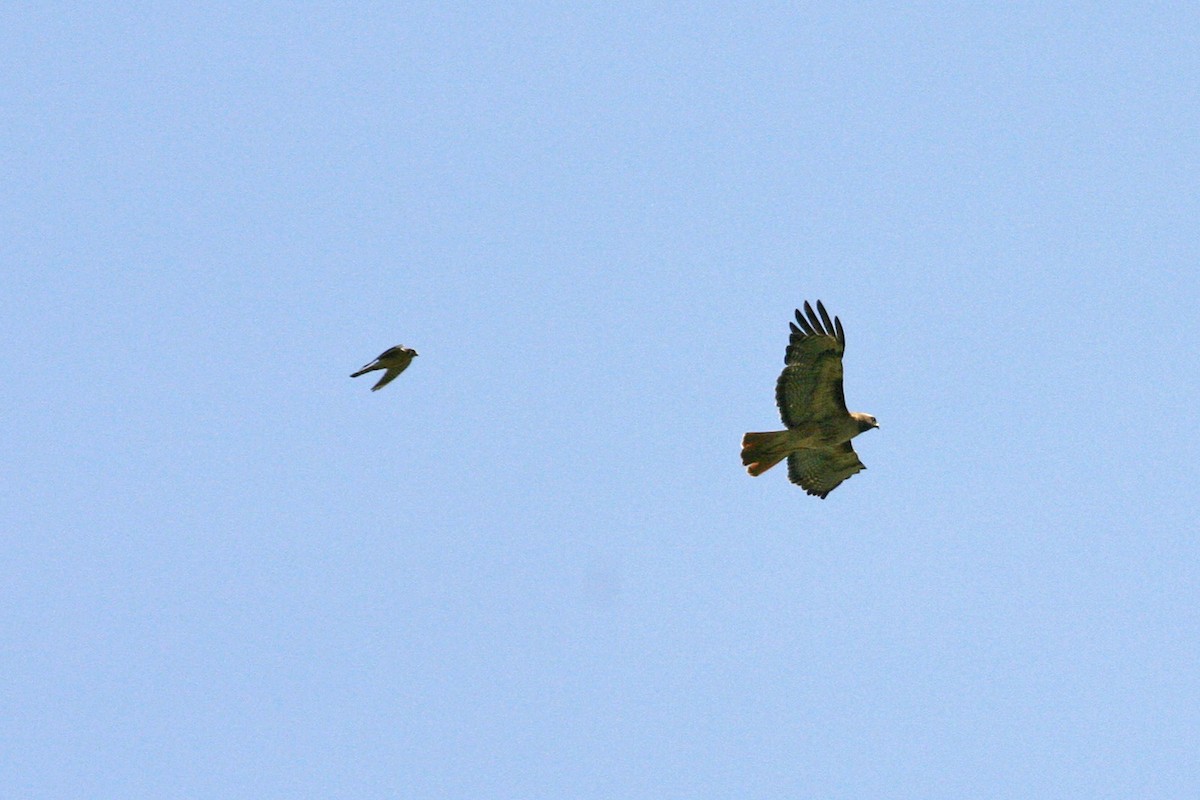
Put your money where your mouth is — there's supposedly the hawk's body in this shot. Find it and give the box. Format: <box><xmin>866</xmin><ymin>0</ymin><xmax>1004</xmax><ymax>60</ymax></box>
<box><xmin>741</xmin><ymin>302</ymin><xmax>877</xmax><ymax>498</ymax></box>
<box><xmin>351</xmin><ymin>345</ymin><xmax>418</xmax><ymax>391</ymax></box>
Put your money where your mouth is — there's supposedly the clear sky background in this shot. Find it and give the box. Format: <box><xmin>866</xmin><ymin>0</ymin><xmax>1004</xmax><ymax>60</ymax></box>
<box><xmin>4</xmin><ymin>3</ymin><xmax>1198</xmax><ymax>798</ymax></box>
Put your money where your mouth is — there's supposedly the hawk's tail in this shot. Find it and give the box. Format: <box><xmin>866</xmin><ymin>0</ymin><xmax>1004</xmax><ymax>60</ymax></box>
<box><xmin>741</xmin><ymin>431</ymin><xmax>791</xmax><ymax>476</ymax></box>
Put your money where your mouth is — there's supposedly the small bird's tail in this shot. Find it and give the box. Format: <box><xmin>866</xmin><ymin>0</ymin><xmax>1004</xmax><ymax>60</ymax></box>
<box><xmin>350</xmin><ymin>364</ymin><xmax>377</xmax><ymax>378</ymax></box>
<box><xmin>741</xmin><ymin>431</ymin><xmax>792</xmax><ymax>476</ymax></box>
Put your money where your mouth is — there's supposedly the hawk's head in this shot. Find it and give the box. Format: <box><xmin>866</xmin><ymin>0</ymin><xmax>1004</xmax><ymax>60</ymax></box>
<box><xmin>852</xmin><ymin>413</ymin><xmax>879</xmax><ymax>433</ymax></box>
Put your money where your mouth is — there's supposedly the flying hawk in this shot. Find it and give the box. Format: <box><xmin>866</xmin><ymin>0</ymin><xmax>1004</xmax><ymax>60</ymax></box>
<box><xmin>351</xmin><ymin>345</ymin><xmax>418</xmax><ymax>391</ymax></box>
<box><xmin>741</xmin><ymin>302</ymin><xmax>878</xmax><ymax>498</ymax></box>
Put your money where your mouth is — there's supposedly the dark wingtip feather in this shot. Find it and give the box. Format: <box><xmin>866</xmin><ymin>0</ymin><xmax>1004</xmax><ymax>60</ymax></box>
<box><xmin>793</xmin><ymin>308</ymin><xmax>815</xmax><ymax>335</ymax></box>
<box><xmin>835</xmin><ymin>316</ymin><xmax>845</xmax><ymax>347</ymax></box>
<box><xmin>817</xmin><ymin>301</ymin><xmax>835</xmax><ymax>337</ymax></box>
<box><xmin>804</xmin><ymin>301</ymin><xmax>824</xmax><ymax>335</ymax></box>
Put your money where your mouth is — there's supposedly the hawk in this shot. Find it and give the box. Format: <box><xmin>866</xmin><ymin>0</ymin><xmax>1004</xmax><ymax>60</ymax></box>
<box><xmin>741</xmin><ymin>302</ymin><xmax>878</xmax><ymax>498</ymax></box>
<box><xmin>351</xmin><ymin>345</ymin><xmax>418</xmax><ymax>391</ymax></box>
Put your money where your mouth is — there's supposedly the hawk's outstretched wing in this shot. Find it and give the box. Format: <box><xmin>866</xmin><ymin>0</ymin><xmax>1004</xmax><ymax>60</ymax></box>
<box><xmin>786</xmin><ymin>442</ymin><xmax>866</xmax><ymax>499</ymax></box>
<box><xmin>775</xmin><ymin>301</ymin><xmax>848</xmax><ymax>428</ymax></box>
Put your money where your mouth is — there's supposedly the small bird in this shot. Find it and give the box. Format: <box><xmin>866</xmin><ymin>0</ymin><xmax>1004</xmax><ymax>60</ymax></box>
<box><xmin>351</xmin><ymin>345</ymin><xmax>418</xmax><ymax>391</ymax></box>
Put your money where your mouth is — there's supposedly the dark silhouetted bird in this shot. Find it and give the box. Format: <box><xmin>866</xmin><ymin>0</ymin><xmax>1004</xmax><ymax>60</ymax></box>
<box><xmin>351</xmin><ymin>345</ymin><xmax>418</xmax><ymax>391</ymax></box>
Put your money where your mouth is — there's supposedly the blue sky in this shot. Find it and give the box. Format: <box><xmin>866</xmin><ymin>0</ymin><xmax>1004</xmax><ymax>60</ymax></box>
<box><xmin>4</xmin><ymin>3</ymin><xmax>1198</xmax><ymax>798</ymax></box>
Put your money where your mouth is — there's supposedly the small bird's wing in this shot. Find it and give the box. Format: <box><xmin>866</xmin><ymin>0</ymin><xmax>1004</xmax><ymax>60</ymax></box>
<box><xmin>371</xmin><ymin>366</ymin><xmax>406</xmax><ymax>391</ymax></box>
<box><xmin>374</xmin><ymin>345</ymin><xmax>409</xmax><ymax>361</ymax></box>
<box><xmin>775</xmin><ymin>300</ymin><xmax>848</xmax><ymax>428</ymax></box>
<box><xmin>786</xmin><ymin>442</ymin><xmax>865</xmax><ymax>498</ymax></box>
